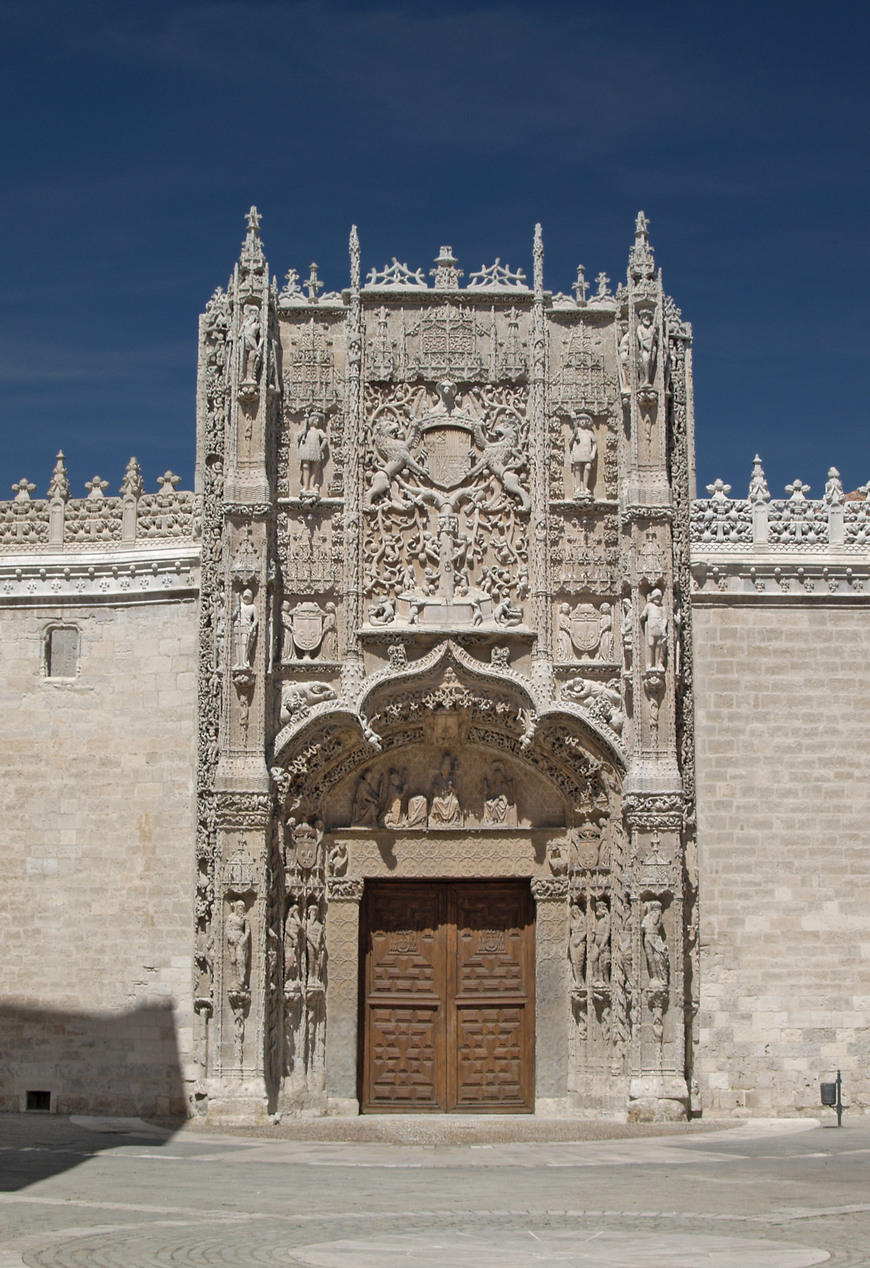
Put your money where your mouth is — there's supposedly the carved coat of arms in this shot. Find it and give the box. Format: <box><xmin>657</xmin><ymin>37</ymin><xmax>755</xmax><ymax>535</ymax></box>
<box><xmin>288</xmin><ymin>601</ymin><xmax>324</xmax><ymax>653</ymax></box>
<box><xmin>569</xmin><ymin>603</ymin><xmax>603</xmax><ymax>656</ymax></box>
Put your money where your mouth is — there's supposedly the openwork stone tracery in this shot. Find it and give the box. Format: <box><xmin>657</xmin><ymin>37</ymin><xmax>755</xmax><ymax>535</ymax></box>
<box><xmin>194</xmin><ymin>211</ymin><xmax>696</xmax><ymax>1122</ymax></box>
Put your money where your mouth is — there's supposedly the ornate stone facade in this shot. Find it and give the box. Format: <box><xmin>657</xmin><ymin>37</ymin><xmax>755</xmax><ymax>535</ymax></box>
<box><xmin>3</xmin><ymin>210</ymin><xmax>867</xmax><ymax>1123</ymax></box>
<box><xmin>184</xmin><ymin>208</ymin><xmax>696</xmax><ymax>1122</ymax></box>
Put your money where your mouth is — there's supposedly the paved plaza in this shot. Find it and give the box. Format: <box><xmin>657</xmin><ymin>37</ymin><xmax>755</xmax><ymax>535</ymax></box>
<box><xmin>0</xmin><ymin>1113</ymin><xmax>868</xmax><ymax>1266</ymax></box>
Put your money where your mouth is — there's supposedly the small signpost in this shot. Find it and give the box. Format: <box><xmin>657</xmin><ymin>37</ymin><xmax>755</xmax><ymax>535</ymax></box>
<box><xmin>820</xmin><ymin>1070</ymin><xmax>844</xmax><ymax>1127</ymax></box>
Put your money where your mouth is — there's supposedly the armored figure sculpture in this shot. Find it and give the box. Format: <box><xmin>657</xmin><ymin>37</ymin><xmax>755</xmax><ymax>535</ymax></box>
<box><xmin>233</xmin><ymin>589</ymin><xmax>258</xmax><ymax>669</ymax></box>
<box><xmin>297</xmin><ymin>411</ymin><xmax>329</xmax><ymax>497</ymax></box>
<box><xmin>568</xmin><ymin>411</ymin><xmax>596</xmax><ymax>500</ymax></box>
<box><xmin>640</xmin><ymin>588</ymin><xmax>667</xmax><ymax>669</ymax></box>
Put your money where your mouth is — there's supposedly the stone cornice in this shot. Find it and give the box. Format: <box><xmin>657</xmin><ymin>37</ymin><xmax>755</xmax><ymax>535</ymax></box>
<box><xmin>0</xmin><ymin>542</ymin><xmax>200</xmax><ymax>605</ymax></box>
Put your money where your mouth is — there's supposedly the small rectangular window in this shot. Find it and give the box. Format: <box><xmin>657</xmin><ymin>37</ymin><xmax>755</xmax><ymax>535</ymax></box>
<box><xmin>26</xmin><ymin>1090</ymin><xmax>51</xmax><ymax>1112</ymax></box>
<box><xmin>47</xmin><ymin>627</ymin><xmax>78</xmax><ymax>678</ymax></box>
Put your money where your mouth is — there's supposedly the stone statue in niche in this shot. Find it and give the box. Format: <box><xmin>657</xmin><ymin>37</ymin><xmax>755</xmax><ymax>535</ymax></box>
<box><xmin>305</xmin><ymin>897</ymin><xmax>325</xmax><ymax>986</ymax></box>
<box><xmin>284</xmin><ymin>899</ymin><xmax>304</xmax><ymax>983</ymax></box>
<box><xmin>568</xmin><ymin>411</ymin><xmax>596</xmax><ymax>501</ymax></box>
<box><xmin>225</xmin><ymin>899</ymin><xmax>251</xmax><ymax>991</ymax></box>
<box><xmin>569</xmin><ymin>903</ymin><xmax>586</xmax><ymax>987</ymax></box>
<box><xmin>640</xmin><ymin>588</ymin><xmax>668</xmax><ymax>670</ymax></box>
<box><xmin>351</xmin><ymin>770</ymin><xmax>383</xmax><ymax>826</ymax></box>
<box><xmin>636</xmin><ymin>309</ymin><xmax>658</xmax><ymax>386</ymax></box>
<box><xmin>296</xmin><ymin>411</ymin><xmax>329</xmax><ymax>500</ymax></box>
<box><xmin>641</xmin><ymin>899</ymin><xmax>669</xmax><ymax>988</ymax></box>
<box><xmin>281</xmin><ymin>601</ymin><xmax>336</xmax><ymax>660</ymax></box>
<box><xmin>617</xmin><ymin>321</ymin><xmax>631</xmax><ymax>392</ymax></box>
<box><xmin>239</xmin><ymin>303</ymin><xmax>262</xmax><ymax>385</ymax></box>
<box><xmin>638</xmin><ymin>529</ymin><xmax>665</xmax><ymax>585</ymax></box>
<box><xmin>556</xmin><ymin>603</ymin><xmax>573</xmax><ymax>660</ymax></box>
<box><xmin>589</xmin><ymin>900</ymin><xmax>611</xmax><ymax>988</ymax></box>
<box><xmin>482</xmin><ymin>761</ymin><xmax>517</xmax><ymax>826</ymax></box>
<box><xmin>233</xmin><ymin>589</ymin><xmax>258</xmax><ymax>670</ymax></box>
<box><xmin>428</xmin><ymin>753</ymin><xmax>462</xmax><ymax>828</ymax></box>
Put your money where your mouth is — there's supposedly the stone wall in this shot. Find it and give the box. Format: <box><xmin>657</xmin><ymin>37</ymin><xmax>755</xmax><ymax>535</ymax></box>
<box><xmin>693</xmin><ymin>599</ymin><xmax>870</xmax><ymax>1116</ymax></box>
<box><xmin>0</xmin><ymin>592</ymin><xmax>199</xmax><ymax>1116</ymax></box>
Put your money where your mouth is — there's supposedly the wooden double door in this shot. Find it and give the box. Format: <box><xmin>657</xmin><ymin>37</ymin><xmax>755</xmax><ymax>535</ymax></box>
<box><xmin>360</xmin><ymin>880</ymin><xmax>535</xmax><ymax>1113</ymax></box>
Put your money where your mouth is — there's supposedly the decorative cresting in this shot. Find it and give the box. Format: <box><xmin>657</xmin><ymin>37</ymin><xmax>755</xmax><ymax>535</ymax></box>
<box><xmin>194</xmin><ymin>209</ymin><xmax>696</xmax><ymax>1123</ymax></box>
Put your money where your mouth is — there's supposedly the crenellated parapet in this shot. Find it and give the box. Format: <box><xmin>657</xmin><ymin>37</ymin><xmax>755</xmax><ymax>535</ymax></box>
<box><xmin>0</xmin><ymin>455</ymin><xmax>200</xmax><ymax>603</ymax></box>
<box><xmin>690</xmin><ymin>458</ymin><xmax>870</xmax><ymax>599</ymax></box>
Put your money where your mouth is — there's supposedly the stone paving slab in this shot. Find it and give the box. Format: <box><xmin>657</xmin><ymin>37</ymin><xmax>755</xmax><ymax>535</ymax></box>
<box><xmin>1</xmin><ymin>1115</ymin><xmax>869</xmax><ymax>1267</ymax></box>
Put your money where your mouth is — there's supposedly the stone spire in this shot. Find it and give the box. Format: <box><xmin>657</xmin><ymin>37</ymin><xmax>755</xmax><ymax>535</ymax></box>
<box><xmin>47</xmin><ymin>450</ymin><xmax>70</xmax><ymax>502</ymax></box>
<box><xmin>747</xmin><ymin>455</ymin><xmax>770</xmax><ymax>504</ymax></box>
<box><xmin>239</xmin><ymin>205</ymin><xmax>266</xmax><ymax>283</ymax></box>
<box><xmin>628</xmin><ymin>209</ymin><xmax>655</xmax><ymax>281</ymax></box>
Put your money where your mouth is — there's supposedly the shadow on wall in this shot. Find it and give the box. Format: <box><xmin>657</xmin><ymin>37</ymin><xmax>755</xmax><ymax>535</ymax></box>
<box><xmin>0</xmin><ymin>999</ymin><xmax>186</xmax><ymax>1123</ymax></box>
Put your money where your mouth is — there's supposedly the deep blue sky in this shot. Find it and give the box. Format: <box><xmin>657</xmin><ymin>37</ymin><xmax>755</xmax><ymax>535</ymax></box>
<box><xmin>0</xmin><ymin>0</ymin><xmax>866</xmax><ymax>498</ymax></box>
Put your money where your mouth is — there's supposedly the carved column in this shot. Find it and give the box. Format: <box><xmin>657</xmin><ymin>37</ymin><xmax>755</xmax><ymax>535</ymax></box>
<box><xmin>617</xmin><ymin>215</ymin><xmax>688</xmax><ymax>1119</ymax></box>
<box><xmin>341</xmin><ymin>226</ymin><xmax>364</xmax><ymax>701</ymax></box>
<box><xmin>324</xmin><ymin>876</ymin><xmax>365</xmax><ymax>1114</ymax></box>
<box><xmin>531</xmin><ymin>877</ymin><xmax>570</xmax><ymax>1110</ymax></box>
<box><xmin>529</xmin><ymin>224</ymin><xmax>553</xmax><ymax>696</ymax></box>
<box><xmin>209</xmin><ymin>209</ymin><xmax>274</xmax><ymax>1120</ymax></box>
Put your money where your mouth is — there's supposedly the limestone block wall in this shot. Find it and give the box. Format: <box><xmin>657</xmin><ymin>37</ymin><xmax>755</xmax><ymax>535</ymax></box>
<box><xmin>0</xmin><ymin>591</ymin><xmax>199</xmax><ymax>1116</ymax></box>
<box><xmin>693</xmin><ymin>602</ymin><xmax>870</xmax><ymax>1116</ymax></box>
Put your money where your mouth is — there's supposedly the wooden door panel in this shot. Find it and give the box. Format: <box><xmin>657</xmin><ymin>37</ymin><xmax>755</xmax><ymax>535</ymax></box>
<box><xmin>366</xmin><ymin>1004</ymin><xmax>442</xmax><ymax>1108</ymax></box>
<box><xmin>452</xmin><ymin>885</ymin><xmax>529</xmax><ymax>997</ymax></box>
<box><xmin>454</xmin><ymin>1004</ymin><xmax>527</xmax><ymax>1108</ymax></box>
<box><xmin>361</xmin><ymin>880</ymin><xmax>534</xmax><ymax>1113</ymax></box>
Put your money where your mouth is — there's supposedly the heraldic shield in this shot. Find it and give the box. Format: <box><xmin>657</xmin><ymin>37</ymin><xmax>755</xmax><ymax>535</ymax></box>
<box><xmin>569</xmin><ymin>603</ymin><xmax>603</xmax><ymax>656</ymax></box>
<box><xmin>421</xmin><ymin>423</ymin><xmax>474</xmax><ymax>489</ymax></box>
<box><xmin>289</xmin><ymin>602</ymin><xmax>325</xmax><ymax>655</ymax></box>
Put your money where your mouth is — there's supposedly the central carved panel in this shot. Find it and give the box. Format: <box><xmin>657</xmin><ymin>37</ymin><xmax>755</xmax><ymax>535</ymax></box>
<box><xmin>362</xmin><ymin>380</ymin><xmax>530</xmax><ymax>631</ymax></box>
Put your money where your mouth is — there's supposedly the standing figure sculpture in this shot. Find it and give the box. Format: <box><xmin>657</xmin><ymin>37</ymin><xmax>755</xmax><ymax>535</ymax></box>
<box><xmin>569</xmin><ymin>903</ymin><xmax>586</xmax><ymax>987</ymax></box>
<box><xmin>640</xmin><ymin>588</ymin><xmax>667</xmax><ymax>670</ymax></box>
<box><xmin>568</xmin><ymin>411</ymin><xmax>597</xmax><ymax>500</ymax></box>
<box><xmin>297</xmin><ymin>411</ymin><xmax>329</xmax><ymax>497</ymax></box>
<box><xmin>636</xmin><ymin>309</ymin><xmax>658</xmax><ymax>386</ymax></box>
<box><xmin>238</xmin><ymin>304</ymin><xmax>262</xmax><ymax>383</ymax></box>
<box><xmin>589</xmin><ymin>900</ymin><xmax>612</xmax><ymax>987</ymax></box>
<box><xmin>641</xmin><ymin>899</ymin><xmax>669</xmax><ymax>988</ymax></box>
<box><xmin>234</xmin><ymin>589</ymin><xmax>258</xmax><ymax>669</ymax></box>
<box><xmin>225</xmin><ymin>899</ymin><xmax>251</xmax><ymax>991</ymax></box>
